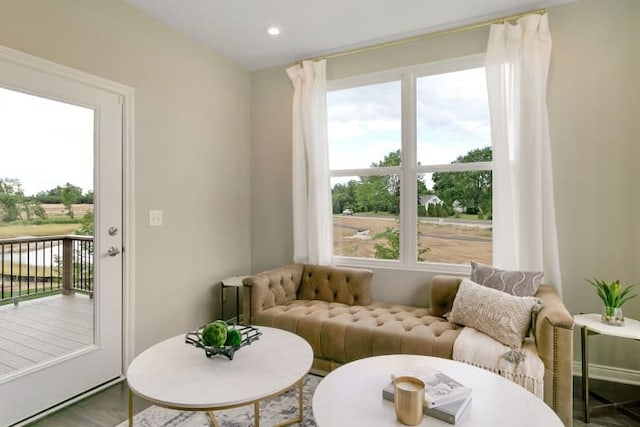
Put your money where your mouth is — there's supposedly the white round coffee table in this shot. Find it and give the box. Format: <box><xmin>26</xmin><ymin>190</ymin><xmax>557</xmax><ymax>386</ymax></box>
<box><xmin>312</xmin><ymin>354</ymin><xmax>563</xmax><ymax>427</ymax></box>
<box><xmin>126</xmin><ymin>326</ymin><xmax>313</xmax><ymax>426</ymax></box>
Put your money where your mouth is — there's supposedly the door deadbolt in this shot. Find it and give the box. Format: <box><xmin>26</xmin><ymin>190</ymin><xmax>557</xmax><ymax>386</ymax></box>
<box><xmin>108</xmin><ymin>227</ymin><xmax>118</xmax><ymax>236</ymax></box>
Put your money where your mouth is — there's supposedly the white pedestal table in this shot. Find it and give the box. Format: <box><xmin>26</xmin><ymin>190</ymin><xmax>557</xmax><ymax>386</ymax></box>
<box><xmin>312</xmin><ymin>354</ymin><xmax>563</xmax><ymax>427</ymax></box>
<box><xmin>574</xmin><ymin>313</ymin><xmax>640</xmax><ymax>423</ymax></box>
<box><xmin>126</xmin><ymin>326</ymin><xmax>313</xmax><ymax>427</ymax></box>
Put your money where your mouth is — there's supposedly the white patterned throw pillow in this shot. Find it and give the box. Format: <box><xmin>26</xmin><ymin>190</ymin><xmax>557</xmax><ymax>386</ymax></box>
<box><xmin>470</xmin><ymin>261</ymin><xmax>543</xmax><ymax>297</ymax></box>
<box><xmin>446</xmin><ymin>278</ymin><xmax>542</xmax><ymax>350</ymax></box>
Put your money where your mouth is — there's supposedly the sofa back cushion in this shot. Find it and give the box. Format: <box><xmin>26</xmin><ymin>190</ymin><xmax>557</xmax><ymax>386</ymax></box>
<box><xmin>255</xmin><ymin>264</ymin><xmax>305</xmax><ymax>309</ymax></box>
<box><xmin>298</xmin><ymin>265</ymin><xmax>373</xmax><ymax>306</ymax></box>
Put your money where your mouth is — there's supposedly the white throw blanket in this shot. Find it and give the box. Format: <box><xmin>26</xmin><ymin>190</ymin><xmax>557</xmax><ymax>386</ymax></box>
<box><xmin>452</xmin><ymin>326</ymin><xmax>544</xmax><ymax>399</ymax></box>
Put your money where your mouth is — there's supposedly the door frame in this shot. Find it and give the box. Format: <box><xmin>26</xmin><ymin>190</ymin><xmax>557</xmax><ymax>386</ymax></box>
<box><xmin>0</xmin><ymin>44</ymin><xmax>136</xmax><ymax>409</ymax></box>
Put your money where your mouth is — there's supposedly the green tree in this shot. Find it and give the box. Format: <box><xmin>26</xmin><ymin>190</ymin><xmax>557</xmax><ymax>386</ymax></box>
<box><xmin>332</xmin><ymin>180</ymin><xmax>358</xmax><ymax>214</ymax></box>
<box><xmin>32</xmin><ymin>200</ymin><xmax>47</xmax><ymax>220</ymax></box>
<box><xmin>435</xmin><ymin>203</ymin><xmax>443</xmax><ymax>218</ymax></box>
<box><xmin>427</xmin><ymin>203</ymin><xmax>435</xmax><ymax>217</ymax></box>
<box><xmin>20</xmin><ymin>197</ymin><xmax>47</xmax><ymax>221</ymax></box>
<box><xmin>75</xmin><ymin>212</ymin><xmax>94</xmax><ymax>236</ymax></box>
<box><xmin>335</xmin><ymin>150</ymin><xmax>431</xmax><ymax>216</ymax></box>
<box><xmin>74</xmin><ymin>212</ymin><xmax>94</xmax><ymax>290</ymax></box>
<box><xmin>79</xmin><ymin>190</ymin><xmax>93</xmax><ymax>204</ymax></box>
<box><xmin>355</xmin><ymin>174</ymin><xmax>397</xmax><ymax>213</ymax></box>
<box><xmin>35</xmin><ymin>184</ymin><xmax>92</xmax><ymax>205</ymax></box>
<box><xmin>357</xmin><ymin>150</ymin><xmax>401</xmax><ymax>214</ymax></box>
<box><xmin>432</xmin><ymin>147</ymin><xmax>492</xmax><ymax>217</ymax></box>
<box><xmin>374</xmin><ymin>226</ymin><xmax>400</xmax><ymax>260</ymax></box>
<box><xmin>374</xmin><ymin>220</ymin><xmax>429</xmax><ymax>261</ymax></box>
<box><xmin>60</xmin><ymin>183</ymin><xmax>83</xmax><ymax>218</ymax></box>
<box><xmin>35</xmin><ymin>186</ymin><xmax>62</xmax><ymax>204</ymax></box>
<box><xmin>0</xmin><ymin>178</ymin><xmax>24</xmax><ymax>222</ymax></box>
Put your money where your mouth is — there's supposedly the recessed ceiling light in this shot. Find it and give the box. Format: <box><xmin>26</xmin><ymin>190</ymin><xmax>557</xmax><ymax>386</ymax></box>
<box><xmin>267</xmin><ymin>26</ymin><xmax>281</xmax><ymax>36</ymax></box>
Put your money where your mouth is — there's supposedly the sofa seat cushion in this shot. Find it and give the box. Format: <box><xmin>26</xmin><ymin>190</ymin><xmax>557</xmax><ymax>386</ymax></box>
<box><xmin>252</xmin><ymin>300</ymin><xmax>463</xmax><ymax>364</ymax></box>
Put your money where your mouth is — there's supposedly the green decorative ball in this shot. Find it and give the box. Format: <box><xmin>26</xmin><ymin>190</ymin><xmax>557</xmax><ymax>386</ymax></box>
<box><xmin>225</xmin><ymin>328</ymin><xmax>242</xmax><ymax>347</ymax></box>
<box><xmin>202</xmin><ymin>321</ymin><xmax>228</xmax><ymax>347</ymax></box>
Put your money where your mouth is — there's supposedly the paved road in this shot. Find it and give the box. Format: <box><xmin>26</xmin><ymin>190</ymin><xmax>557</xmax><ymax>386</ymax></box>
<box><xmin>419</xmin><ymin>217</ymin><xmax>492</xmax><ymax>228</ymax></box>
<box><xmin>335</xmin><ymin>215</ymin><xmax>492</xmax><ymax>228</ymax></box>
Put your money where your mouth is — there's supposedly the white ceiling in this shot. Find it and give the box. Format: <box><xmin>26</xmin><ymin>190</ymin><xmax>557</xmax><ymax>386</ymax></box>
<box><xmin>124</xmin><ymin>0</ymin><xmax>575</xmax><ymax>71</ymax></box>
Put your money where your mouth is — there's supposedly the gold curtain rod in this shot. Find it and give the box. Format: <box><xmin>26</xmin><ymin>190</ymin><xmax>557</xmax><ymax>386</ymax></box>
<box><xmin>299</xmin><ymin>8</ymin><xmax>546</xmax><ymax>64</ymax></box>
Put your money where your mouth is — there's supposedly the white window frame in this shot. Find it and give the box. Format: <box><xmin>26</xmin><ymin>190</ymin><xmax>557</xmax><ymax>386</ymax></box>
<box><xmin>328</xmin><ymin>54</ymin><xmax>492</xmax><ymax>274</ymax></box>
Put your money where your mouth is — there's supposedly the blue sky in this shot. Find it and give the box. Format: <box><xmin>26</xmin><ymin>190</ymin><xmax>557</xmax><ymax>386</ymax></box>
<box><xmin>0</xmin><ymin>86</ymin><xmax>94</xmax><ymax>196</ymax></box>
<box><xmin>327</xmin><ymin>67</ymin><xmax>490</xmax><ymax>189</ymax></box>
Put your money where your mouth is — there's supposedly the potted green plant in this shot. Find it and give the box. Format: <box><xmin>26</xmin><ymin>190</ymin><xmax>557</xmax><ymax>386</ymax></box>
<box><xmin>586</xmin><ymin>278</ymin><xmax>637</xmax><ymax>326</ymax></box>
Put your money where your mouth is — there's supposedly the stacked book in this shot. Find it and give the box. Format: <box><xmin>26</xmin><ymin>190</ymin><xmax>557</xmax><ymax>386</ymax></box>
<box><xmin>382</xmin><ymin>368</ymin><xmax>472</xmax><ymax>424</ymax></box>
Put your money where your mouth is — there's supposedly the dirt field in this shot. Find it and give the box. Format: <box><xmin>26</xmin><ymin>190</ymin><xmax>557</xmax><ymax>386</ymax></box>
<box><xmin>41</xmin><ymin>204</ymin><xmax>93</xmax><ymax>218</ymax></box>
<box><xmin>333</xmin><ymin>215</ymin><xmax>492</xmax><ymax>264</ymax></box>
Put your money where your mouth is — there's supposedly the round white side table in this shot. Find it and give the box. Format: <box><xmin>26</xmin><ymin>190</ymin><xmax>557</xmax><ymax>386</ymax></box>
<box><xmin>126</xmin><ymin>326</ymin><xmax>313</xmax><ymax>426</ymax></box>
<box><xmin>573</xmin><ymin>313</ymin><xmax>640</xmax><ymax>423</ymax></box>
<box><xmin>312</xmin><ymin>354</ymin><xmax>563</xmax><ymax>427</ymax></box>
<box><xmin>221</xmin><ymin>275</ymin><xmax>248</xmax><ymax>322</ymax></box>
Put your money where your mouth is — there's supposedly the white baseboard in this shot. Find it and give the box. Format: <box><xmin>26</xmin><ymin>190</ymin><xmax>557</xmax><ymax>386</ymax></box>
<box><xmin>573</xmin><ymin>362</ymin><xmax>640</xmax><ymax>386</ymax></box>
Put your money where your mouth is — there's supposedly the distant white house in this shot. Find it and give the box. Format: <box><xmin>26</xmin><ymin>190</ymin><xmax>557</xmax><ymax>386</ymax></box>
<box><xmin>419</xmin><ymin>195</ymin><xmax>443</xmax><ymax>209</ymax></box>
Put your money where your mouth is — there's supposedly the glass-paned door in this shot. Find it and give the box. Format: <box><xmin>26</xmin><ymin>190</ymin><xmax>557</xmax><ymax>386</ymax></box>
<box><xmin>0</xmin><ymin>49</ymin><xmax>123</xmax><ymax>426</ymax></box>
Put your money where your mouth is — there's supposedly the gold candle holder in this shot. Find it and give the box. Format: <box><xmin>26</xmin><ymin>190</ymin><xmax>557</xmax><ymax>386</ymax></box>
<box><xmin>393</xmin><ymin>376</ymin><xmax>425</xmax><ymax>426</ymax></box>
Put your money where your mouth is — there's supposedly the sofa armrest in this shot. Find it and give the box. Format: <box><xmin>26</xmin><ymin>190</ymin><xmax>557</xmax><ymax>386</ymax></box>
<box><xmin>534</xmin><ymin>284</ymin><xmax>574</xmax><ymax>426</ymax></box>
<box><xmin>431</xmin><ymin>276</ymin><xmax>574</xmax><ymax>425</ymax></box>
<box><xmin>242</xmin><ymin>264</ymin><xmax>305</xmax><ymax>324</ymax></box>
<box><xmin>429</xmin><ymin>275</ymin><xmax>463</xmax><ymax>317</ymax></box>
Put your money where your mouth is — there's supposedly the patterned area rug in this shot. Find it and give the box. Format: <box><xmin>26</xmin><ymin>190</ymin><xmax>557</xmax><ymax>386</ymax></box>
<box><xmin>118</xmin><ymin>374</ymin><xmax>320</xmax><ymax>427</ymax></box>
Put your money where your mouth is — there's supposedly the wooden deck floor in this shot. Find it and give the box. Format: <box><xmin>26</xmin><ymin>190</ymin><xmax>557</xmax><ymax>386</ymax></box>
<box><xmin>0</xmin><ymin>293</ymin><xmax>93</xmax><ymax>378</ymax></box>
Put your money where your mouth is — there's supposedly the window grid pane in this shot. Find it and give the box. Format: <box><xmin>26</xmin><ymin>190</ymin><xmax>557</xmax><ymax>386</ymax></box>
<box><xmin>331</xmin><ymin>175</ymin><xmax>400</xmax><ymax>261</ymax></box>
<box><xmin>328</xmin><ymin>80</ymin><xmax>401</xmax><ymax>170</ymax></box>
<box><xmin>418</xmin><ymin>170</ymin><xmax>492</xmax><ymax>264</ymax></box>
<box><xmin>328</xmin><ymin>57</ymin><xmax>493</xmax><ymax>268</ymax></box>
<box><xmin>416</xmin><ymin>67</ymin><xmax>491</xmax><ymax>166</ymax></box>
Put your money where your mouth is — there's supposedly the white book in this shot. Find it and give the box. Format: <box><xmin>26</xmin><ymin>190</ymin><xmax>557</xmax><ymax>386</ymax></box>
<box><xmin>390</xmin><ymin>368</ymin><xmax>472</xmax><ymax>408</ymax></box>
<box><xmin>382</xmin><ymin>382</ymin><xmax>472</xmax><ymax>424</ymax></box>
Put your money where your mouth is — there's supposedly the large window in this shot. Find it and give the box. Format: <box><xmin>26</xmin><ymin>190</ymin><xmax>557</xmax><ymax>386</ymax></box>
<box><xmin>327</xmin><ymin>56</ymin><xmax>492</xmax><ymax>270</ymax></box>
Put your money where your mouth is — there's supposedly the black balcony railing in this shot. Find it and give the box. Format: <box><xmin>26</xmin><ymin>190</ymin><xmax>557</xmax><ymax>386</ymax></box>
<box><xmin>0</xmin><ymin>235</ymin><xmax>93</xmax><ymax>304</ymax></box>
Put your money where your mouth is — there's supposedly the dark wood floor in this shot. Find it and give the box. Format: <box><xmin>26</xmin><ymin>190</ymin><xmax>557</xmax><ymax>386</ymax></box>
<box><xmin>24</xmin><ymin>381</ymin><xmax>151</xmax><ymax>427</ymax></box>
<box><xmin>21</xmin><ymin>376</ymin><xmax>640</xmax><ymax>427</ymax></box>
<box><xmin>573</xmin><ymin>377</ymin><xmax>640</xmax><ymax>427</ymax></box>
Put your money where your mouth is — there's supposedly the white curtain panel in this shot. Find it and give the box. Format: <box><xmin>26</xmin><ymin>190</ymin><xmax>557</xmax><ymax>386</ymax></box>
<box><xmin>286</xmin><ymin>60</ymin><xmax>333</xmax><ymax>265</ymax></box>
<box><xmin>485</xmin><ymin>14</ymin><xmax>562</xmax><ymax>294</ymax></box>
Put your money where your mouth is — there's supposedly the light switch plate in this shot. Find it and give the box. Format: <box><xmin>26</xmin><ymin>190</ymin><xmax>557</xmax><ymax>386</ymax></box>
<box><xmin>149</xmin><ymin>209</ymin><xmax>163</xmax><ymax>226</ymax></box>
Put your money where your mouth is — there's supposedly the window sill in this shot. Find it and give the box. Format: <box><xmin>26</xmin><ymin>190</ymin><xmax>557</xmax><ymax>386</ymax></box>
<box><xmin>333</xmin><ymin>257</ymin><xmax>471</xmax><ymax>276</ymax></box>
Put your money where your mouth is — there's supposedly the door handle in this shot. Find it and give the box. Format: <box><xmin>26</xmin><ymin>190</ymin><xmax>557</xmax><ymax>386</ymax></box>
<box><xmin>107</xmin><ymin>247</ymin><xmax>121</xmax><ymax>257</ymax></box>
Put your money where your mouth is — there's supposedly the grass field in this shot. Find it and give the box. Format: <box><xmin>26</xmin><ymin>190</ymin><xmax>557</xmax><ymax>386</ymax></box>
<box><xmin>0</xmin><ymin>204</ymin><xmax>92</xmax><ymax>239</ymax></box>
<box><xmin>333</xmin><ymin>215</ymin><xmax>492</xmax><ymax>264</ymax></box>
<box><xmin>0</xmin><ymin>223</ymin><xmax>82</xmax><ymax>239</ymax></box>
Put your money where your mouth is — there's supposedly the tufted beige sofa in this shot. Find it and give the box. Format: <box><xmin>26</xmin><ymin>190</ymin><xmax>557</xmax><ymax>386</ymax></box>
<box><xmin>243</xmin><ymin>264</ymin><xmax>574</xmax><ymax>426</ymax></box>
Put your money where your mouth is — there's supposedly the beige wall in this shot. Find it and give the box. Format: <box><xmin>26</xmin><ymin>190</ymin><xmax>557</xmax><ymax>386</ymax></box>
<box><xmin>0</xmin><ymin>0</ymin><xmax>251</xmax><ymax>354</ymax></box>
<box><xmin>549</xmin><ymin>0</ymin><xmax>640</xmax><ymax>373</ymax></box>
<box><xmin>250</xmin><ymin>0</ymin><xmax>640</xmax><ymax>375</ymax></box>
<box><xmin>2</xmin><ymin>0</ymin><xmax>636</xmax><ymax>379</ymax></box>
<box><xmin>250</xmin><ymin>66</ymin><xmax>294</xmax><ymax>273</ymax></box>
